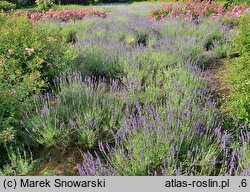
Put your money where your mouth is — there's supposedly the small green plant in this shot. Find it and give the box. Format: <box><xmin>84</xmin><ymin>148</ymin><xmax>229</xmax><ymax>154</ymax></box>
<box><xmin>204</xmin><ymin>30</ymin><xmax>225</xmax><ymax>51</ymax></box>
<box><xmin>212</xmin><ymin>41</ymin><xmax>232</xmax><ymax>58</ymax></box>
<box><xmin>0</xmin><ymin>146</ymin><xmax>33</xmax><ymax>176</ymax></box>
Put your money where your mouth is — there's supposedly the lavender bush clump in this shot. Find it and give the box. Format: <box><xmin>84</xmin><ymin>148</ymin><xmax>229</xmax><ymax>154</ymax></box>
<box><xmin>23</xmin><ymin>72</ymin><xmax>125</xmax><ymax>149</ymax></box>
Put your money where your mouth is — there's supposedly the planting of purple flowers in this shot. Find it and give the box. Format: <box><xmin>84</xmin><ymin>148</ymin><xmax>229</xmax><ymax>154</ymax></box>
<box><xmin>1</xmin><ymin>2</ymin><xmax>249</xmax><ymax>176</ymax></box>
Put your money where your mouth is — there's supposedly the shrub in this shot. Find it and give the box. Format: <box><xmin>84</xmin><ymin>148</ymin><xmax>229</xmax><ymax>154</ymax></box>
<box><xmin>35</xmin><ymin>0</ymin><xmax>54</xmax><ymax>11</ymax></box>
<box><xmin>0</xmin><ymin>14</ymin><xmax>74</xmax><ymax>95</ymax></box>
<box><xmin>235</xmin><ymin>13</ymin><xmax>250</xmax><ymax>56</ymax></box>
<box><xmin>222</xmin><ymin>13</ymin><xmax>250</xmax><ymax>123</ymax></box>
<box><xmin>0</xmin><ymin>13</ymin><xmax>76</xmax><ymax>167</ymax></box>
<box><xmin>223</xmin><ymin>55</ymin><xmax>250</xmax><ymax>123</ymax></box>
<box><xmin>0</xmin><ymin>1</ymin><xmax>16</xmax><ymax>12</ymax></box>
<box><xmin>150</xmin><ymin>7</ymin><xmax>171</xmax><ymax>20</ymax></box>
<box><xmin>17</xmin><ymin>7</ymin><xmax>108</xmax><ymax>22</ymax></box>
<box><xmin>150</xmin><ymin>2</ymin><xmax>249</xmax><ymax>21</ymax></box>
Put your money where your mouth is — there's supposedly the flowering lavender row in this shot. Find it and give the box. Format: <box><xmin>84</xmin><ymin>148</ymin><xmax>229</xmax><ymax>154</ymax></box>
<box><xmin>69</xmin><ymin>9</ymin><xmax>231</xmax><ymax>79</ymax></box>
<box><xmin>77</xmin><ymin>104</ymin><xmax>249</xmax><ymax>175</ymax></box>
<box><xmin>77</xmin><ymin>89</ymin><xmax>250</xmax><ymax>175</ymax></box>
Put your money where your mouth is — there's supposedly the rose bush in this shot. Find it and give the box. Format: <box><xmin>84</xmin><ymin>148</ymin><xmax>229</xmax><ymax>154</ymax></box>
<box><xmin>150</xmin><ymin>2</ymin><xmax>249</xmax><ymax>21</ymax></box>
<box><xmin>16</xmin><ymin>7</ymin><xmax>107</xmax><ymax>22</ymax></box>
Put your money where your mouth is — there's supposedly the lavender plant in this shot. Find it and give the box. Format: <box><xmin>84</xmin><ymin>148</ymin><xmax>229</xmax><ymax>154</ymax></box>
<box><xmin>23</xmin><ymin>72</ymin><xmax>125</xmax><ymax>149</ymax></box>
